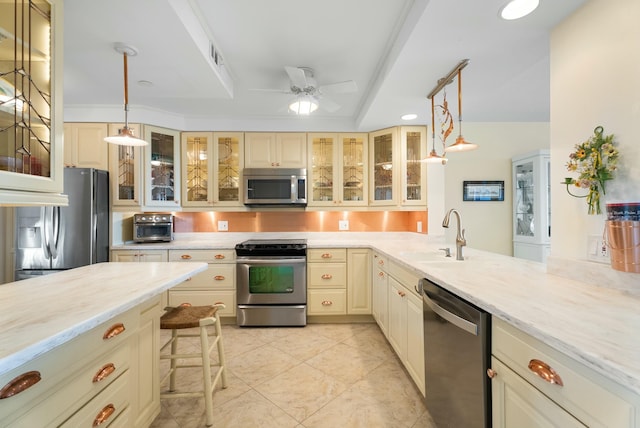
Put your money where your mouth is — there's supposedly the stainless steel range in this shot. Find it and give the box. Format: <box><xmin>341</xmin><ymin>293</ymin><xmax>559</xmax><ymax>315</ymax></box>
<box><xmin>235</xmin><ymin>239</ymin><xmax>307</xmax><ymax>327</ymax></box>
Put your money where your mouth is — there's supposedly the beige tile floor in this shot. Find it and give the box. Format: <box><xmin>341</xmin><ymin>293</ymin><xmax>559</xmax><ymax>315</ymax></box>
<box><xmin>150</xmin><ymin>322</ymin><xmax>436</xmax><ymax>427</ymax></box>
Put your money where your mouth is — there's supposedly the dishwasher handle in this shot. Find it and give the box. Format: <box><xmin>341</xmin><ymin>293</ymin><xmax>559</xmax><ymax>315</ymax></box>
<box><xmin>423</xmin><ymin>288</ymin><xmax>478</xmax><ymax>336</ymax></box>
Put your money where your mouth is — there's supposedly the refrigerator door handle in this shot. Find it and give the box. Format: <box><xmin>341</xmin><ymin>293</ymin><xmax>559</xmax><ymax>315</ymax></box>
<box><xmin>42</xmin><ymin>206</ymin><xmax>53</xmax><ymax>260</ymax></box>
<box><xmin>49</xmin><ymin>206</ymin><xmax>60</xmax><ymax>259</ymax></box>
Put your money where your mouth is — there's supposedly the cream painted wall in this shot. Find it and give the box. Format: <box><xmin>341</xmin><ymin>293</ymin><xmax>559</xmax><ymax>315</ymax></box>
<box><xmin>442</xmin><ymin>122</ymin><xmax>550</xmax><ymax>256</ymax></box>
<box><xmin>550</xmin><ymin>0</ymin><xmax>640</xmax><ymax>260</ymax></box>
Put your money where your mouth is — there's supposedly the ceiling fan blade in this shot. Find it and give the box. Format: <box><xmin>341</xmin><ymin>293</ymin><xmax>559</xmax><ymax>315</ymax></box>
<box><xmin>248</xmin><ymin>87</ymin><xmax>291</xmax><ymax>94</ymax></box>
<box><xmin>285</xmin><ymin>66</ymin><xmax>308</xmax><ymax>89</ymax></box>
<box><xmin>319</xmin><ymin>80</ymin><xmax>357</xmax><ymax>94</ymax></box>
<box><xmin>319</xmin><ymin>97</ymin><xmax>341</xmax><ymax>113</ymax></box>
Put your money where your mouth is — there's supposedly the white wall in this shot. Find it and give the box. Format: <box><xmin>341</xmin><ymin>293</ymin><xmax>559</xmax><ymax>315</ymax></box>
<box><xmin>442</xmin><ymin>122</ymin><xmax>550</xmax><ymax>255</ymax></box>
<box><xmin>550</xmin><ymin>0</ymin><xmax>640</xmax><ymax>260</ymax></box>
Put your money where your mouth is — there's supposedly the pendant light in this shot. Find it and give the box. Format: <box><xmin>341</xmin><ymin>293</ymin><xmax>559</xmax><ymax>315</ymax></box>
<box><xmin>424</xmin><ymin>96</ymin><xmax>447</xmax><ymax>164</ymax></box>
<box><xmin>445</xmin><ymin>69</ymin><xmax>478</xmax><ymax>152</ymax></box>
<box><xmin>104</xmin><ymin>43</ymin><xmax>148</xmax><ymax>146</ymax></box>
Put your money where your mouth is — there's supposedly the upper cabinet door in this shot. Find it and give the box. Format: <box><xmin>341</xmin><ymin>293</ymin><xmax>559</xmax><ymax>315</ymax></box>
<box><xmin>0</xmin><ymin>0</ymin><xmax>66</xmax><ymax>205</ymax></box>
<box><xmin>214</xmin><ymin>132</ymin><xmax>243</xmax><ymax>206</ymax></box>
<box><xmin>369</xmin><ymin>127</ymin><xmax>398</xmax><ymax>206</ymax></box>
<box><xmin>308</xmin><ymin>133</ymin><xmax>337</xmax><ymax>206</ymax></box>
<box><xmin>64</xmin><ymin>123</ymin><xmax>109</xmax><ymax>170</ymax></box>
<box><xmin>400</xmin><ymin>126</ymin><xmax>427</xmax><ymax>206</ymax></box>
<box><xmin>108</xmin><ymin>123</ymin><xmax>143</xmax><ymax>207</ymax></box>
<box><xmin>182</xmin><ymin>132</ymin><xmax>214</xmax><ymax>207</ymax></box>
<box><xmin>144</xmin><ymin>125</ymin><xmax>181</xmax><ymax>207</ymax></box>
<box><xmin>245</xmin><ymin>132</ymin><xmax>306</xmax><ymax>168</ymax></box>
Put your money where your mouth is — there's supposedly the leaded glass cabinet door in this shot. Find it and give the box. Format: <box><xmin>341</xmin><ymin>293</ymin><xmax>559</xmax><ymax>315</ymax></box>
<box><xmin>370</xmin><ymin>127</ymin><xmax>397</xmax><ymax>206</ymax></box>
<box><xmin>400</xmin><ymin>126</ymin><xmax>427</xmax><ymax>206</ymax></box>
<box><xmin>108</xmin><ymin>123</ymin><xmax>142</xmax><ymax>207</ymax></box>
<box><xmin>182</xmin><ymin>132</ymin><xmax>213</xmax><ymax>207</ymax></box>
<box><xmin>145</xmin><ymin>125</ymin><xmax>181</xmax><ymax>207</ymax></box>
<box><xmin>512</xmin><ymin>149</ymin><xmax>550</xmax><ymax>262</ymax></box>
<box><xmin>308</xmin><ymin>133</ymin><xmax>337</xmax><ymax>206</ymax></box>
<box><xmin>0</xmin><ymin>0</ymin><xmax>65</xmax><ymax>204</ymax></box>
<box><xmin>340</xmin><ymin>133</ymin><xmax>367</xmax><ymax>206</ymax></box>
<box><xmin>214</xmin><ymin>132</ymin><xmax>243</xmax><ymax>206</ymax></box>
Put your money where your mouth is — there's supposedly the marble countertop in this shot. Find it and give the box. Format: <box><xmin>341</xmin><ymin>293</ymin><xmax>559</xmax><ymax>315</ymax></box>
<box><xmin>0</xmin><ymin>262</ymin><xmax>207</xmax><ymax>377</ymax></box>
<box><xmin>114</xmin><ymin>232</ymin><xmax>640</xmax><ymax>395</ymax></box>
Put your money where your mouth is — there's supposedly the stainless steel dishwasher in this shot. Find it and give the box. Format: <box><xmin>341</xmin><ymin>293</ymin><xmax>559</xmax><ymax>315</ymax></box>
<box><xmin>419</xmin><ymin>277</ymin><xmax>490</xmax><ymax>428</ymax></box>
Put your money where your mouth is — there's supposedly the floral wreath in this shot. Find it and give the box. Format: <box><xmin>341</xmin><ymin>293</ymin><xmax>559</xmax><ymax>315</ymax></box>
<box><xmin>564</xmin><ymin>126</ymin><xmax>619</xmax><ymax>215</ymax></box>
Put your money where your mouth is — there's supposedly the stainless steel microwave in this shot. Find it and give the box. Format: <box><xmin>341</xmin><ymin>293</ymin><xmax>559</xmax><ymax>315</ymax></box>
<box><xmin>243</xmin><ymin>168</ymin><xmax>307</xmax><ymax>206</ymax></box>
<box><xmin>133</xmin><ymin>213</ymin><xmax>174</xmax><ymax>243</ymax></box>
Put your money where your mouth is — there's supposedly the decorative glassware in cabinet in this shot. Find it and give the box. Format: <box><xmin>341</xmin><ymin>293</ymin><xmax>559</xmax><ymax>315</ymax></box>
<box><xmin>185</xmin><ymin>134</ymin><xmax>210</xmax><ymax>203</ymax></box>
<box><xmin>342</xmin><ymin>135</ymin><xmax>365</xmax><ymax>203</ymax></box>
<box><xmin>108</xmin><ymin>123</ymin><xmax>141</xmax><ymax>206</ymax></box>
<box><xmin>514</xmin><ymin>160</ymin><xmax>534</xmax><ymax>237</ymax></box>
<box><xmin>402</xmin><ymin>127</ymin><xmax>426</xmax><ymax>204</ymax></box>
<box><xmin>371</xmin><ymin>129</ymin><xmax>395</xmax><ymax>203</ymax></box>
<box><xmin>216</xmin><ymin>133</ymin><xmax>241</xmax><ymax>204</ymax></box>
<box><xmin>145</xmin><ymin>125</ymin><xmax>180</xmax><ymax>206</ymax></box>
<box><xmin>311</xmin><ymin>135</ymin><xmax>335</xmax><ymax>203</ymax></box>
<box><xmin>0</xmin><ymin>0</ymin><xmax>65</xmax><ymax>200</ymax></box>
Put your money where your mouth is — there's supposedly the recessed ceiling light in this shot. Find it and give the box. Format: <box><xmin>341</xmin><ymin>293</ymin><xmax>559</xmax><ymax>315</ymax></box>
<box><xmin>401</xmin><ymin>113</ymin><xmax>417</xmax><ymax>121</ymax></box>
<box><xmin>500</xmin><ymin>0</ymin><xmax>539</xmax><ymax>20</ymax></box>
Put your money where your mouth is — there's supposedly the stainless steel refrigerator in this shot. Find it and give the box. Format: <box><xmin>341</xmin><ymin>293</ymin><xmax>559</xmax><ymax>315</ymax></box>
<box><xmin>14</xmin><ymin>168</ymin><xmax>109</xmax><ymax>280</ymax></box>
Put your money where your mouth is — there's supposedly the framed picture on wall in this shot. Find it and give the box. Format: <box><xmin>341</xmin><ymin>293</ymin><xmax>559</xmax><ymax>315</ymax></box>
<box><xmin>463</xmin><ymin>180</ymin><xmax>504</xmax><ymax>201</ymax></box>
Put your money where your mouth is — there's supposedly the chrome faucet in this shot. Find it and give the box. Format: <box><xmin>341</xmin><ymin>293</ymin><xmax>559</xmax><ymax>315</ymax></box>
<box><xmin>442</xmin><ymin>208</ymin><xmax>466</xmax><ymax>260</ymax></box>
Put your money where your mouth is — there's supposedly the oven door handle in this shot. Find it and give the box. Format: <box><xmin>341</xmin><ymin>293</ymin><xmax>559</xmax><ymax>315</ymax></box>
<box><xmin>236</xmin><ymin>258</ymin><xmax>306</xmax><ymax>264</ymax></box>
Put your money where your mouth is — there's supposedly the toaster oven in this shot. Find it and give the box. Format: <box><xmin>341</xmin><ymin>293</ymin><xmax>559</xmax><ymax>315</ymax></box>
<box><xmin>133</xmin><ymin>213</ymin><xmax>174</xmax><ymax>243</ymax></box>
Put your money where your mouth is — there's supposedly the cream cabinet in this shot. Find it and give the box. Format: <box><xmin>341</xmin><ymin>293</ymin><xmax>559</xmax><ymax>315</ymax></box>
<box><xmin>369</xmin><ymin>126</ymin><xmax>426</xmax><ymax>207</ymax></box>
<box><xmin>181</xmin><ymin>132</ymin><xmax>244</xmax><ymax>207</ymax></box>
<box><xmin>0</xmin><ymin>297</ymin><xmax>161</xmax><ymax>428</ymax></box>
<box><xmin>63</xmin><ymin>123</ymin><xmax>109</xmax><ymax>170</ymax></box>
<box><xmin>307</xmin><ymin>248</ymin><xmax>347</xmax><ymax>315</ymax></box>
<box><xmin>512</xmin><ymin>149</ymin><xmax>551</xmax><ymax>262</ymax></box>
<box><xmin>110</xmin><ymin>249</ymin><xmax>168</xmax><ymax>263</ymax></box>
<box><xmin>491</xmin><ymin>318</ymin><xmax>640</xmax><ymax>428</ymax></box>
<box><xmin>0</xmin><ymin>0</ymin><xmax>65</xmax><ymax>205</ymax></box>
<box><xmin>108</xmin><ymin>123</ymin><xmax>143</xmax><ymax>207</ymax></box>
<box><xmin>144</xmin><ymin>125</ymin><xmax>181</xmax><ymax>208</ymax></box>
<box><xmin>307</xmin><ymin>133</ymin><xmax>368</xmax><ymax>207</ymax></box>
<box><xmin>347</xmin><ymin>248</ymin><xmax>371</xmax><ymax>314</ymax></box>
<box><xmin>167</xmin><ymin>250</ymin><xmax>236</xmax><ymax>317</ymax></box>
<box><xmin>244</xmin><ymin>132</ymin><xmax>306</xmax><ymax>168</ymax></box>
<box><xmin>371</xmin><ymin>251</ymin><xmax>389</xmax><ymax>335</ymax></box>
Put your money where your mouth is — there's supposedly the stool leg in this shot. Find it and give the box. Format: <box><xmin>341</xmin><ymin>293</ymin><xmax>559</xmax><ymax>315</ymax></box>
<box><xmin>200</xmin><ymin>325</ymin><xmax>214</xmax><ymax>426</ymax></box>
<box><xmin>169</xmin><ymin>329</ymin><xmax>178</xmax><ymax>392</ymax></box>
<box><xmin>214</xmin><ymin>317</ymin><xmax>228</xmax><ymax>388</ymax></box>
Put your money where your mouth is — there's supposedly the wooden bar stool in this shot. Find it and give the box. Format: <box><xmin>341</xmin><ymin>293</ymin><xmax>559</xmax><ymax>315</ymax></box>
<box><xmin>159</xmin><ymin>302</ymin><xmax>228</xmax><ymax>426</ymax></box>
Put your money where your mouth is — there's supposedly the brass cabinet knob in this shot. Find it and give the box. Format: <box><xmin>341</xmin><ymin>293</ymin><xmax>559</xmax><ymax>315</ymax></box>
<box><xmin>486</xmin><ymin>368</ymin><xmax>497</xmax><ymax>379</ymax></box>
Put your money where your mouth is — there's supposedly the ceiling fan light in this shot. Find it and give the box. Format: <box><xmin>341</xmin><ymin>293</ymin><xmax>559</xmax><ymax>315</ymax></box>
<box><xmin>289</xmin><ymin>95</ymin><xmax>319</xmax><ymax>115</ymax></box>
<box><xmin>445</xmin><ymin>134</ymin><xmax>478</xmax><ymax>152</ymax></box>
<box><xmin>104</xmin><ymin>126</ymin><xmax>148</xmax><ymax>146</ymax></box>
<box><xmin>500</xmin><ymin>0</ymin><xmax>539</xmax><ymax>20</ymax></box>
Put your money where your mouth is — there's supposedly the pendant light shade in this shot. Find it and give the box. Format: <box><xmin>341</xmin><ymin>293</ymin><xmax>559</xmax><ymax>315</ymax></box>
<box><xmin>445</xmin><ymin>69</ymin><xmax>477</xmax><ymax>152</ymax></box>
<box><xmin>104</xmin><ymin>43</ymin><xmax>148</xmax><ymax>146</ymax></box>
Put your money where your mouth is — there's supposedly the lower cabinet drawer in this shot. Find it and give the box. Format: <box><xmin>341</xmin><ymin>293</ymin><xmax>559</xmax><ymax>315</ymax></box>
<box><xmin>169</xmin><ymin>290</ymin><xmax>236</xmax><ymax>317</ymax></box>
<box><xmin>60</xmin><ymin>369</ymin><xmax>130</xmax><ymax>428</ymax></box>
<box><xmin>173</xmin><ymin>264</ymin><xmax>235</xmax><ymax>290</ymax></box>
<box><xmin>308</xmin><ymin>289</ymin><xmax>347</xmax><ymax>315</ymax></box>
<box><xmin>308</xmin><ymin>263</ymin><xmax>346</xmax><ymax>288</ymax></box>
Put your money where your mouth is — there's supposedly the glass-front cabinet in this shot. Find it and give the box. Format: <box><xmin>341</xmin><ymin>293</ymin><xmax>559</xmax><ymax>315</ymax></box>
<box><xmin>308</xmin><ymin>133</ymin><xmax>367</xmax><ymax>207</ymax></box>
<box><xmin>108</xmin><ymin>123</ymin><xmax>142</xmax><ymax>207</ymax></box>
<box><xmin>181</xmin><ymin>131</ymin><xmax>243</xmax><ymax>207</ymax></box>
<box><xmin>0</xmin><ymin>0</ymin><xmax>65</xmax><ymax>204</ymax></box>
<box><xmin>400</xmin><ymin>126</ymin><xmax>426</xmax><ymax>206</ymax></box>
<box><xmin>370</xmin><ymin>127</ymin><xmax>396</xmax><ymax>206</ymax></box>
<box><xmin>144</xmin><ymin>125</ymin><xmax>181</xmax><ymax>208</ymax></box>
<box><xmin>512</xmin><ymin>149</ymin><xmax>550</xmax><ymax>262</ymax></box>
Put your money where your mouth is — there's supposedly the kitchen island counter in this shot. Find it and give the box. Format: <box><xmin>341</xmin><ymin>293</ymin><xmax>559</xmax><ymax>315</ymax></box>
<box><xmin>113</xmin><ymin>232</ymin><xmax>640</xmax><ymax>397</ymax></box>
<box><xmin>0</xmin><ymin>262</ymin><xmax>207</xmax><ymax>377</ymax></box>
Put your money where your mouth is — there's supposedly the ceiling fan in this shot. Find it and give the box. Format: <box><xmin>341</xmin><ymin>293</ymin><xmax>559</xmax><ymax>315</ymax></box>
<box><xmin>254</xmin><ymin>66</ymin><xmax>358</xmax><ymax>114</ymax></box>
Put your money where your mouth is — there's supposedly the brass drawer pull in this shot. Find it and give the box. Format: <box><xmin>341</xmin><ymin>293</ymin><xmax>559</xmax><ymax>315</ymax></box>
<box><xmin>0</xmin><ymin>371</ymin><xmax>41</xmax><ymax>399</ymax></box>
<box><xmin>103</xmin><ymin>323</ymin><xmax>125</xmax><ymax>340</ymax></box>
<box><xmin>93</xmin><ymin>363</ymin><xmax>116</xmax><ymax>383</ymax></box>
<box><xmin>93</xmin><ymin>403</ymin><xmax>116</xmax><ymax>427</ymax></box>
<box><xmin>181</xmin><ymin>254</ymin><xmax>192</xmax><ymax>260</ymax></box>
<box><xmin>528</xmin><ymin>359</ymin><xmax>564</xmax><ymax>386</ymax></box>
<box><xmin>214</xmin><ymin>254</ymin><xmax>225</xmax><ymax>259</ymax></box>
<box><xmin>321</xmin><ymin>253</ymin><xmax>332</xmax><ymax>258</ymax></box>
<box><xmin>398</xmin><ymin>290</ymin><xmax>406</xmax><ymax>297</ymax></box>
<box><xmin>321</xmin><ymin>274</ymin><xmax>333</xmax><ymax>279</ymax></box>
<box><xmin>214</xmin><ymin>275</ymin><xmax>225</xmax><ymax>280</ymax></box>
<box><xmin>378</xmin><ymin>272</ymin><xmax>385</xmax><ymax>278</ymax></box>
<box><xmin>321</xmin><ymin>300</ymin><xmax>333</xmax><ymax>306</ymax></box>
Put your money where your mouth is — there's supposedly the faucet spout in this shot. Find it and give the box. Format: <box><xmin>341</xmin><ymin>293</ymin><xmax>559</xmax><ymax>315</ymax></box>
<box><xmin>442</xmin><ymin>208</ymin><xmax>466</xmax><ymax>260</ymax></box>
